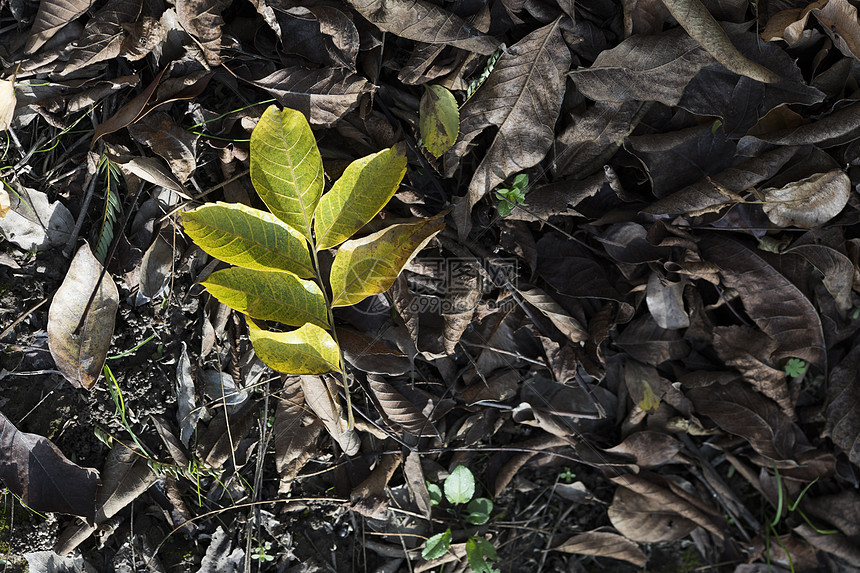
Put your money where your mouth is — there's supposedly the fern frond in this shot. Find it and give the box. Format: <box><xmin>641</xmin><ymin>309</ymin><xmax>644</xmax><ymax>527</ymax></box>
<box><xmin>95</xmin><ymin>155</ymin><xmax>122</xmax><ymax>263</ymax></box>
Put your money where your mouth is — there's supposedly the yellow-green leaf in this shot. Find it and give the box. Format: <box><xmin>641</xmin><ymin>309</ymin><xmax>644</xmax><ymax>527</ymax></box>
<box><xmin>313</xmin><ymin>143</ymin><xmax>407</xmax><ymax>251</ymax></box>
<box><xmin>203</xmin><ymin>268</ymin><xmax>328</xmax><ymax>328</ymax></box>
<box><xmin>181</xmin><ymin>202</ymin><xmax>315</xmax><ymax>278</ymax></box>
<box><xmin>248</xmin><ymin>321</ymin><xmax>341</xmax><ymax>375</ymax></box>
<box><xmin>250</xmin><ymin>106</ymin><xmax>323</xmax><ymax>241</ymax></box>
<box><xmin>420</xmin><ymin>85</ymin><xmax>459</xmax><ymax>157</ymax></box>
<box><xmin>330</xmin><ymin>212</ymin><xmax>445</xmax><ymax>307</ymax></box>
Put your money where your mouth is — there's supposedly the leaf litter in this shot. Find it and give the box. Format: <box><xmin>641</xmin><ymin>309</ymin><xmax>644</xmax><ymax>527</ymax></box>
<box><xmin>3</xmin><ymin>0</ymin><xmax>860</xmax><ymax>571</ymax></box>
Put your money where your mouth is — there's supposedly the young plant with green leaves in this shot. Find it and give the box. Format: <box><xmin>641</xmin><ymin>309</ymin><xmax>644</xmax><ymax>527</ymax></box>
<box><xmin>181</xmin><ymin>105</ymin><xmax>445</xmax><ymax>419</ymax></box>
<box><xmin>494</xmin><ymin>173</ymin><xmax>529</xmax><ymax>217</ymax></box>
<box><xmin>422</xmin><ymin>466</ymin><xmax>499</xmax><ymax>573</ymax></box>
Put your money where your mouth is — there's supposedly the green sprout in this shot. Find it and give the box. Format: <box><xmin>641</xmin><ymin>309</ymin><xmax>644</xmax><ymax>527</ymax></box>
<box><xmin>494</xmin><ymin>173</ymin><xmax>529</xmax><ymax>217</ymax></box>
<box><xmin>783</xmin><ymin>358</ymin><xmax>807</xmax><ymax>379</ymax></box>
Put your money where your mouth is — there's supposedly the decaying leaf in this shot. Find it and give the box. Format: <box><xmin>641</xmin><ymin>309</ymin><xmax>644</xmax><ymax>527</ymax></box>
<box><xmin>301</xmin><ymin>374</ymin><xmax>360</xmax><ymax>455</ymax></box>
<box><xmin>447</xmin><ymin>17</ymin><xmax>571</xmax><ymax>238</ymax></box>
<box><xmin>344</xmin><ymin>0</ymin><xmax>498</xmax><ymax>55</ymax></box>
<box><xmin>368</xmin><ymin>374</ymin><xmax>436</xmax><ymax>437</ymax></box>
<box><xmin>553</xmin><ymin>530</ymin><xmax>647</xmax><ymax>567</ymax></box>
<box><xmin>25</xmin><ymin>0</ymin><xmax>94</xmax><ymax>54</ymax></box>
<box><xmin>0</xmin><ymin>411</ymin><xmax>99</xmax><ymax>521</ymax></box>
<box><xmin>420</xmin><ymin>85</ymin><xmax>459</xmax><ymax>157</ymax></box>
<box><xmin>0</xmin><ymin>181</ymin><xmax>74</xmax><ymax>250</ymax></box>
<box><xmin>128</xmin><ymin>112</ymin><xmax>198</xmax><ymax>182</ymax></box>
<box><xmin>176</xmin><ymin>0</ymin><xmax>230</xmax><ymax>66</ymax></box>
<box><xmin>0</xmin><ymin>75</ymin><xmax>16</xmax><ymax>130</ymax></box>
<box><xmin>761</xmin><ymin>169</ymin><xmax>851</xmax><ymax>228</ymax></box>
<box><xmin>825</xmin><ymin>342</ymin><xmax>860</xmax><ymax>467</ymax></box>
<box><xmin>47</xmin><ymin>243</ymin><xmax>119</xmax><ymax>389</ymax></box>
<box><xmin>660</xmin><ymin>0</ymin><xmax>781</xmax><ymax>83</ymax></box>
<box><xmin>274</xmin><ymin>376</ymin><xmax>322</xmax><ymax>493</ymax></box>
<box><xmin>570</xmin><ymin>28</ymin><xmax>713</xmax><ymax>106</ymax></box>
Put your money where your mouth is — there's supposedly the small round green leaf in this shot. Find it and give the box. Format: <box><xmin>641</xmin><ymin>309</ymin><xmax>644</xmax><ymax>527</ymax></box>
<box><xmin>427</xmin><ymin>482</ymin><xmax>443</xmax><ymax>507</ymax></box>
<box><xmin>421</xmin><ymin>528</ymin><xmax>452</xmax><ymax>560</ymax></box>
<box><xmin>419</xmin><ymin>85</ymin><xmax>459</xmax><ymax>157</ymax></box>
<box><xmin>466</xmin><ymin>497</ymin><xmax>493</xmax><ymax>525</ymax></box>
<box><xmin>444</xmin><ymin>465</ymin><xmax>475</xmax><ymax>505</ymax></box>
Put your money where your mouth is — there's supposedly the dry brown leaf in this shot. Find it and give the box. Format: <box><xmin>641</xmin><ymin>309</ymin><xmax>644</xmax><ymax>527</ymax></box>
<box><xmin>515</xmin><ymin>285</ymin><xmax>588</xmax><ymax>343</ymax></box>
<box><xmin>252</xmin><ymin>67</ymin><xmax>375</xmax><ymax>128</ymax></box>
<box><xmin>660</xmin><ymin>0</ymin><xmax>781</xmax><ymax>83</ymax></box>
<box><xmin>24</xmin><ymin>0</ymin><xmax>94</xmax><ymax>54</ymax></box>
<box><xmin>605</xmin><ymin>431</ymin><xmax>682</xmax><ymax>468</ymax></box>
<box><xmin>447</xmin><ymin>17</ymin><xmax>570</xmax><ymax>239</ymax></box>
<box><xmin>275</xmin><ymin>376</ymin><xmax>323</xmax><ymax>494</ymax></box>
<box><xmin>60</xmin><ymin>0</ymin><xmax>142</xmax><ymax>75</ymax></box>
<box><xmin>176</xmin><ymin>0</ymin><xmax>229</xmax><ymax>66</ymax></box>
<box><xmin>761</xmin><ymin>169</ymin><xmax>851</xmax><ymax>228</ymax></box>
<box><xmin>368</xmin><ymin>374</ymin><xmax>436</xmax><ymax>437</ymax></box>
<box><xmin>47</xmin><ymin>243</ymin><xmax>118</xmax><ymax>389</ymax></box>
<box><xmin>809</xmin><ymin>0</ymin><xmax>860</xmax><ymax>61</ymax></box>
<box><xmin>645</xmin><ymin>272</ymin><xmax>689</xmax><ymax>330</ymax></box>
<box><xmin>699</xmin><ymin>235</ymin><xmax>826</xmax><ymax>368</ymax></box>
<box><xmin>553</xmin><ymin>530</ymin><xmax>647</xmax><ymax>567</ymax></box>
<box><xmin>128</xmin><ymin>112</ymin><xmax>198</xmax><ymax>182</ymax></box>
<box><xmin>344</xmin><ymin>0</ymin><xmax>498</xmax><ymax>55</ymax></box>
<box><xmin>607</xmin><ymin>482</ymin><xmax>698</xmax><ymax>542</ymax></box>
<box><xmin>301</xmin><ymin>374</ymin><xmax>360</xmax><ymax>456</ymax></box>
<box><xmin>825</xmin><ymin>341</ymin><xmax>860</xmax><ymax>467</ymax></box>
<box><xmin>349</xmin><ymin>454</ymin><xmax>401</xmax><ymax>519</ymax></box>
<box><xmin>570</xmin><ymin>28</ymin><xmax>713</xmax><ymax>106</ymax></box>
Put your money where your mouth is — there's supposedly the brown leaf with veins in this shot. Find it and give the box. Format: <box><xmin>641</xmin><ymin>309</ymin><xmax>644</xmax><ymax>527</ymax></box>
<box><xmin>713</xmin><ymin>325</ymin><xmax>793</xmax><ymax>418</ymax></box>
<box><xmin>344</xmin><ymin>0</ymin><xmax>498</xmax><ymax>55</ymax></box>
<box><xmin>660</xmin><ymin>0</ymin><xmax>781</xmax><ymax>83</ymax></box>
<box><xmin>825</xmin><ymin>341</ymin><xmax>860</xmax><ymax>467</ymax></box>
<box><xmin>60</xmin><ymin>0</ymin><xmax>142</xmax><ymax>75</ymax></box>
<box><xmin>128</xmin><ymin>112</ymin><xmax>198</xmax><ymax>182</ymax></box>
<box><xmin>47</xmin><ymin>243</ymin><xmax>118</xmax><ymax>389</ymax></box>
<box><xmin>446</xmin><ymin>17</ymin><xmax>570</xmax><ymax>239</ymax></box>
<box><xmin>699</xmin><ymin>235</ymin><xmax>826</xmax><ymax>368</ymax></box>
<box><xmin>608</xmin><ymin>480</ymin><xmax>698</xmax><ymax>542</ymax></box>
<box><xmin>570</xmin><ymin>28</ymin><xmax>713</xmax><ymax>106</ymax></box>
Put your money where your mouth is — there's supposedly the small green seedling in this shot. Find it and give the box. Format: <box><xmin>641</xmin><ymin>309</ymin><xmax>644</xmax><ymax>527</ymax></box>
<box><xmin>783</xmin><ymin>358</ymin><xmax>807</xmax><ymax>379</ymax></box>
<box><xmin>494</xmin><ymin>173</ymin><xmax>529</xmax><ymax>217</ymax></box>
<box><xmin>251</xmin><ymin>539</ymin><xmax>275</xmax><ymax>562</ymax></box>
<box><xmin>421</xmin><ymin>466</ymin><xmax>499</xmax><ymax>573</ymax></box>
<box><xmin>559</xmin><ymin>467</ymin><xmax>576</xmax><ymax>484</ymax></box>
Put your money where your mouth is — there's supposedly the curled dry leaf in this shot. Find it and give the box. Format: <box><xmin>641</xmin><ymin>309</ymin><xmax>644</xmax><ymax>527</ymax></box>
<box><xmin>274</xmin><ymin>376</ymin><xmax>322</xmax><ymax>494</ymax></box>
<box><xmin>659</xmin><ymin>0</ymin><xmax>781</xmax><ymax>83</ymax></box>
<box><xmin>344</xmin><ymin>0</ymin><xmax>498</xmax><ymax>55</ymax></box>
<box><xmin>761</xmin><ymin>169</ymin><xmax>851</xmax><ymax>228</ymax></box>
<box><xmin>0</xmin><ymin>182</ymin><xmax>74</xmax><ymax>251</ymax></box>
<box><xmin>368</xmin><ymin>374</ymin><xmax>436</xmax><ymax>437</ymax></box>
<box><xmin>128</xmin><ymin>112</ymin><xmax>198</xmax><ymax>182</ymax></box>
<box><xmin>60</xmin><ymin>0</ymin><xmax>142</xmax><ymax>75</ymax></box>
<box><xmin>0</xmin><ymin>411</ymin><xmax>99</xmax><ymax>522</ymax></box>
<box><xmin>301</xmin><ymin>374</ymin><xmax>360</xmax><ymax>456</ymax></box>
<box><xmin>47</xmin><ymin>243</ymin><xmax>118</xmax><ymax>390</ymax></box>
<box><xmin>175</xmin><ymin>0</ymin><xmax>230</xmax><ymax>66</ymax></box>
<box><xmin>515</xmin><ymin>285</ymin><xmax>588</xmax><ymax>343</ymax></box>
<box><xmin>0</xmin><ymin>74</ymin><xmax>16</xmax><ymax>130</ymax></box>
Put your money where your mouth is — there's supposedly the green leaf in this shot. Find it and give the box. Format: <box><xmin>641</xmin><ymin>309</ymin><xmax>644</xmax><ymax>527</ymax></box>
<box><xmin>250</xmin><ymin>106</ymin><xmax>323</xmax><ymax>241</ymax></box>
<box><xmin>427</xmin><ymin>482</ymin><xmax>443</xmax><ymax>507</ymax></box>
<box><xmin>181</xmin><ymin>202</ymin><xmax>315</xmax><ymax>278</ymax></box>
<box><xmin>466</xmin><ymin>537</ymin><xmax>499</xmax><ymax>573</ymax></box>
<box><xmin>247</xmin><ymin>321</ymin><xmax>340</xmax><ymax>375</ymax></box>
<box><xmin>466</xmin><ymin>497</ymin><xmax>493</xmax><ymax>525</ymax></box>
<box><xmin>422</xmin><ymin>529</ymin><xmax>452</xmax><ymax>560</ymax></box>
<box><xmin>420</xmin><ymin>85</ymin><xmax>459</xmax><ymax>157</ymax></box>
<box><xmin>445</xmin><ymin>465</ymin><xmax>475</xmax><ymax>505</ymax></box>
<box><xmin>784</xmin><ymin>358</ymin><xmax>807</xmax><ymax>378</ymax></box>
<box><xmin>203</xmin><ymin>268</ymin><xmax>328</xmax><ymax>328</ymax></box>
<box><xmin>329</xmin><ymin>213</ymin><xmax>445</xmax><ymax>307</ymax></box>
<box><xmin>313</xmin><ymin>144</ymin><xmax>407</xmax><ymax>251</ymax></box>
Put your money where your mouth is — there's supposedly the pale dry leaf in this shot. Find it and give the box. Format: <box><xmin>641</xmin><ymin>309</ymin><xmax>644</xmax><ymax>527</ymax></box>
<box><xmin>660</xmin><ymin>0</ymin><xmax>781</xmax><ymax>83</ymax></box>
<box><xmin>761</xmin><ymin>169</ymin><xmax>851</xmax><ymax>228</ymax></box>
<box><xmin>301</xmin><ymin>374</ymin><xmax>360</xmax><ymax>455</ymax></box>
<box><xmin>0</xmin><ymin>75</ymin><xmax>16</xmax><ymax>131</ymax></box>
<box><xmin>553</xmin><ymin>530</ymin><xmax>647</xmax><ymax>567</ymax></box>
<box><xmin>47</xmin><ymin>243</ymin><xmax>118</xmax><ymax>390</ymax></box>
<box><xmin>516</xmin><ymin>285</ymin><xmax>588</xmax><ymax>343</ymax></box>
<box><xmin>0</xmin><ymin>182</ymin><xmax>74</xmax><ymax>250</ymax></box>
